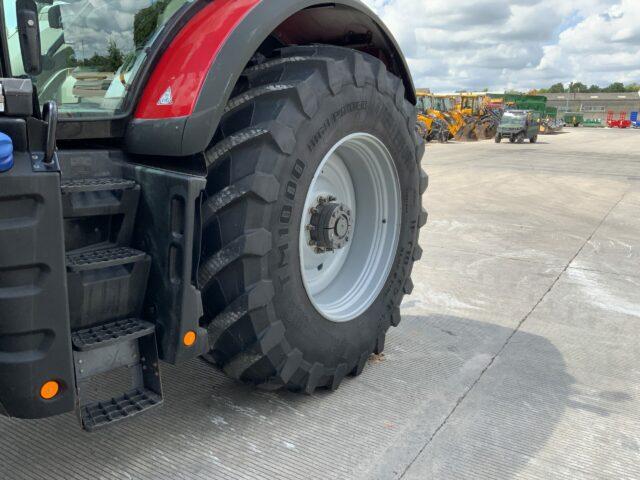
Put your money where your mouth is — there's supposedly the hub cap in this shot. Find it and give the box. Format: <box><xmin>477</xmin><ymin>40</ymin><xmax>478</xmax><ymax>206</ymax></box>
<box><xmin>307</xmin><ymin>197</ymin><xmax>353</xmax><ymax>252</ymax></box>
<box><xmin>299</xmin><ymin>133</ymin><xmax>401</xmax><ymax>322</ymax></box>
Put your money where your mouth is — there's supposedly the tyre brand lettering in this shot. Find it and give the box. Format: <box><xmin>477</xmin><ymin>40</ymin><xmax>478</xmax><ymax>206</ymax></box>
<box><xmin>292</xmin><ymin>159</ymin><xmax>305</xmax><ymax>179</ymax></box>
<box><xmin>377</xmin><ymin>102</ymin><xmax>414</xmax><ymax>168</ymax></box>
<box><xmin>277</xmin><ymin>159</ymin><xmax>306</xmax><ymax>287</ymax></box>
<box><xmin>307</xmin><ymin>101</ymin><xmax>368</xmax><ymax>152</ymax></box>
<box><xmin>285</xmin><ymin>181</ymin><xmax>297</xmax><ymax>200</ymax></box>
<box><xmin>279</xmin><ymin>205</ymin><xmax>292</xmax><ymax>223</ymax></box>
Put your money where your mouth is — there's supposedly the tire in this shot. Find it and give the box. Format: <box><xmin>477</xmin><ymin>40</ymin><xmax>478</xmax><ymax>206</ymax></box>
<box><xmin>516</xmin><ymin>133</ymin><xmax>525</xmax><ymax>144</ymax></box>
<box><xmin>495</xmin><ymin>134</ymin><xmax>501</xmax><ymax>143</ymax></box>
<box><xmin>530</xmin><ymin>135</ymin><xmax>537</xmax><ymax>143</ymax></box>
<box><xmin>509</xmin><ymin>136</ymin><xmax>515</xmax><ymax>143</ymax></box>
<box><xmin>198</xmin><ymin>45</ymin><xmax>427</xmax><ymax>393</ymax></box>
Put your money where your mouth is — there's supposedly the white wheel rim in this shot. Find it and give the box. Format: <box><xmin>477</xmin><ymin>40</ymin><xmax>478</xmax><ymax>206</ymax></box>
<box><xmin>299</xmin><ymin>133</ymin><xmax>401</xmax><ymax>322</ymax></box>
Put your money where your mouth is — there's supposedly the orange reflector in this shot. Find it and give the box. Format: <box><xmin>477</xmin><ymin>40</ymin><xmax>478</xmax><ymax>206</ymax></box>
<box><xmin>183</xmin><ymin>331</ymin><xmax>197</xmax><ymax>347</ymax></box>
<box><xmin>40</xmin><ymin>381</ymin><xmax>59</xmax><ymax>400</ymax></box>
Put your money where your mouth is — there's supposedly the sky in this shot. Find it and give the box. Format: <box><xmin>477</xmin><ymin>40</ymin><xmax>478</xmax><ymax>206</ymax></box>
<box><xmin>361</xmin><ymin>0</ymin><xmax>640</xmax><ymax>92</ymax></box>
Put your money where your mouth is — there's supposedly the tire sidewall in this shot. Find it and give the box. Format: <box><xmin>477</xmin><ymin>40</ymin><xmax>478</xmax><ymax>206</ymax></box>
<box><xmin>269</xmin><ymin>82</ymin><xmax>419</xmax><ymax>366</ymax></box>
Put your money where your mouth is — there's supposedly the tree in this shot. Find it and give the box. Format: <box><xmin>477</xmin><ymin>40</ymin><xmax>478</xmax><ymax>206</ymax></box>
<box><xmin>134</xmin><ymin>0</ymin><xmax>169</xmax><ymax>48</ymax></box>
<box><xmin>569</xmin><ymin>82</ymin><xmax>588</xmax><ymax>93</ymax></box>
<box><xmin>106</xmin><ymin>39</ymin><xmax>124</xmax><ymax>72</ymax></box>
<box><xmin>625</xmin><ymin>83</ymin><xmax>640</xmax><ymax>93</ymax></box>
<box><xmin>603</xmin><ymin>82</ymin><xmax>625</xmax><ymax>93</ymax></box>
<box><xmin>587</xmin><ymin>84</ymin><xmax>601</xmax><ymax>93</ymax></box>
<box><xmin>548</xmin><ymin>82</ymin><xmax>565</xmax><ymax>93</ymax></box>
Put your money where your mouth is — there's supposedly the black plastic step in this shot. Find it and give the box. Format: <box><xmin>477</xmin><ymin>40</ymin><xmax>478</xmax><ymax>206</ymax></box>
<box><xmin>66</xmin><ymin>247</ymin><xmax>151</xmax><ymax>330</ymax></box>
<box><xmin>80</xmin><ymin>388</ymin><xmax>162</xmax><ymax>432</ymax></box>
<box><xmin>66</xmin><ymin>246</ymin><xmax>147</xmax><ymax>272</ymax></box>
<box><xmin>61</xmin><ymin>177</ymin><xmax>137</xmax><ymax>194</ymax></box>
<box><xmin>72</xmin><ymin>318</ymin><xmax>155</xmax><ymax>351</ymax></box>
<box><xmin>61</xmin><ymin>177</ymin><xmax>140</xmax><ymax>248</ymax></box>
<box><xmin>73</xmin><ymin>323</ymin><xmax>163</xmax><ymax>431</ymax></box>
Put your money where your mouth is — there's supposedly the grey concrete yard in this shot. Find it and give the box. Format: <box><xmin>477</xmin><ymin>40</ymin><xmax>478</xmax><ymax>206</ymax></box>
<box><xmin>2</xmin><ymin>128</ymin><xmax>639</xmax><ymax>479</ymax></box>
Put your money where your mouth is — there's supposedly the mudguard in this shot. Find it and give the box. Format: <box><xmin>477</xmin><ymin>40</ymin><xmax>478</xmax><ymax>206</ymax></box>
<box><xmin>126</xmin><ymin>0</ymin><xmax>415</xmax><ymax>157</ymax></box>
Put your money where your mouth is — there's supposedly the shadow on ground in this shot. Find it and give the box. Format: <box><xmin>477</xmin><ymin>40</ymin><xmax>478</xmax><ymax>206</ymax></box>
<box><xmin>368</xmin><ymin>314</ymin><xmax>575</xmax><ymax>480</ymax></box>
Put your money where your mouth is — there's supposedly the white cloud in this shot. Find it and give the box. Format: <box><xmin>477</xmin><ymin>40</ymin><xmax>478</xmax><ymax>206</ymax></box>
<box><xmin>362</xmin><ymin>0</ymin><xmax>640</xmax><ymax>91</ymax></box>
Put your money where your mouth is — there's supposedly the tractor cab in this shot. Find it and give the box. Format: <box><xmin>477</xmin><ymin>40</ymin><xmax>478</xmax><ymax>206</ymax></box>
<box><xmin>0</xmin><ymin>0</ymin><xmax>187</xmax><ymax>122</ymax></box>
<box><xmin>416</xmin><ymin>93</ymin><xmax>434</xmax><ymax>112</ymax></box>
<box><xmin>432</xmin><ymin>95</ymin><xmax>454</xmax><ymax>113</ymax></box>
<box><xmin>459</xmin><ymin>94</ymin><xmax>482</xmax><ymax>116</ymax></box>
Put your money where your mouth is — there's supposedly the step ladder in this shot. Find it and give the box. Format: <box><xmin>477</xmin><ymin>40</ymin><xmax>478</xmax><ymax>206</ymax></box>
<box><xmin>72</xmin><ymin>318</ymin><xmax>162</xmax><ymax>431</ymax></box>
<box><xmin>61</xmin><ymin>177</ymin><xmax>163</xmax><ymax>431</ymax></box>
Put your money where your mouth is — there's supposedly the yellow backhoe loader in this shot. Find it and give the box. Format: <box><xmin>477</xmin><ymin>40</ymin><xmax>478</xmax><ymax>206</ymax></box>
<box><xmin>416</xmin><ymin>92</ymin><xmax>450</xmax><ymax>142</ymax></box>
<box><xmin>454</xmin><ymin>93</ymin><xmax>501</xmax><ymax>140</ymax></box>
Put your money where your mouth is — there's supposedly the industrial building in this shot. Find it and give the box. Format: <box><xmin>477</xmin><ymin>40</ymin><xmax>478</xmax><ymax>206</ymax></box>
<box><xmin>546</xmin><ymin>92</ymin><xmax>640</xmax><ymax>122</ymax></box>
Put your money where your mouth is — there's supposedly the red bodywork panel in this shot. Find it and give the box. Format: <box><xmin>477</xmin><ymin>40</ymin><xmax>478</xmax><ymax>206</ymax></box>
<box><xmin>135</xmin><ymin>0</ymin><xmax>261</xmax><ymax>120</ymax></box>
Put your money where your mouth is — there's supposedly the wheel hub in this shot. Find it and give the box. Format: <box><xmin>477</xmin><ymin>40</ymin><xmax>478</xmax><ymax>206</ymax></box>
<box><xmin>307</xmin><ymin>196</ymin><xmax>353</xmax><ymax>253</ymax></box>
<box><xmin>299</xmin><ymin>133</ymin><xmax>401</xmax><ymax>322</ymax></box>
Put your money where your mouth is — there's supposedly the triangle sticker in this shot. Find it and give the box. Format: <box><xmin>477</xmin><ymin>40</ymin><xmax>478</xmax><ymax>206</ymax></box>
<box><xmin>157</xmin><ymin>87</ymin><xmax>174</xmax><ymax>106</ymax></box>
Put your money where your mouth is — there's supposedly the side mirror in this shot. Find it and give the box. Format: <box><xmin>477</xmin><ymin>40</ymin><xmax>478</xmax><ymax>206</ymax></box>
<box><xmin>17</xmin><ymin>0</ymin><xmax>42</xmax><ymax>75</ymax></box>
<box><xmin>48</xmin><ymin>5</ymin><xmax>63</xmax><ymax>29</ymax></box>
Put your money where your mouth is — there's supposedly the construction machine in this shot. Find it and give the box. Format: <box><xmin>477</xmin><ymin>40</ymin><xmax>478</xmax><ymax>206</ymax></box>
<box><xmin>416</xmin><ymin>92</ymin><xmax>449</xmax><ymax>142</ymax></box>
<box><xmin>432</xmin><ymin>94</ymin><xmax>465</xmax><ymax>139</ymax></box>
<box><xmin>455</xmin><ymin>93</ymin><xmax>501</xmax><ymax>141</ymax></box>
<box><xmin>0</xmin><ymin>0</ymin><xmax>428</xmax><ymax>431</ymax></box>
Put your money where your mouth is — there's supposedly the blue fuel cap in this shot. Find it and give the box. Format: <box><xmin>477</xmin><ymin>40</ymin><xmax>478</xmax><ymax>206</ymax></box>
<box><xmin>0</xmin><ymin>132</ymin><xmax>13</xmax><ymax>172</ymax></box>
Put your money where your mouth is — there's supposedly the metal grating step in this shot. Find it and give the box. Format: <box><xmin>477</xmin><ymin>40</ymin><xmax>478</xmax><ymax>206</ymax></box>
<box><xmin>66</xmin><ymin>247</ymin><xmax>147</xmax><ymax>272</ymax></box>
<box><xmin>72</xmin><ymin>318</ymin><xmax>155</xmax><ymax>351</ymax></box>
<box><xmin>80</xmin><ymin>388</ymin><xmax>162</xmax><ymax>432</ymax></box>
<box><xmin>61</xmin><ymin>177</ymin><xmax>137</xmax><ymax>194</ymax></box>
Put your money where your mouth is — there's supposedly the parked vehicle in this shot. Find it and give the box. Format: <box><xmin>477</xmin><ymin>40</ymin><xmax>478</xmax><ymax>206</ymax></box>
<box><xmin>495</xmin><ymin>110</ymin><xmax>540</xmax><ymax>143</ymax></box>
<box><xmin>0</xmin><ymin>0</ymin><xmax>427</xmax><ymax>431</ymax></box>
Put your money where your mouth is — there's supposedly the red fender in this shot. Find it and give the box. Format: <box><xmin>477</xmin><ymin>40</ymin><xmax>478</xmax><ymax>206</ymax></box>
<box><xmin>135</xmin><ymin>0</ymin><xmax>260</xmax><ymax>120</ymax></box>
<box><xmin>128</xmin><ymin>0</ymin><xmax>415</xmax><ymax>156</ymax></box>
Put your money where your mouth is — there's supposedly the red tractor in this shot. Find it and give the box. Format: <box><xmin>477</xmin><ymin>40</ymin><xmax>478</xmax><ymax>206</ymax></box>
<box><xmin>0</xmin><ymin>0</ymin><xmax>427</xmax><ymax>430</ymax></box>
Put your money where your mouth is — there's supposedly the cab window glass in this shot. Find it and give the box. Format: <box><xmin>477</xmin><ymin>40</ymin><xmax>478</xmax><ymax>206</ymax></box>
<box><xmin>2</xmin><ymin>0</ymin><xmax>191</xmax><ymax>118</ymax></box>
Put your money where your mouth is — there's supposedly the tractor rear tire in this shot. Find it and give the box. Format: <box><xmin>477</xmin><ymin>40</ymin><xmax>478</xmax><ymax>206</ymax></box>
<box><xmin>198</xmin><ymin>45</ymin><xmax>427</xmax><ymax>393</ymax></box>
<box><xmin>495</xmin><ymin>134</ymin><xmax>502</xmax><ymax>143</ymax></box>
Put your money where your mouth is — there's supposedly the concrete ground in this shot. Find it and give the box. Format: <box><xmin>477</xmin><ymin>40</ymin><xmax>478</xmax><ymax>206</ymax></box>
<box><xmin>2</xmin><ymin>128</ymin><xmax>639</xmax><ymax>479</ymax></box>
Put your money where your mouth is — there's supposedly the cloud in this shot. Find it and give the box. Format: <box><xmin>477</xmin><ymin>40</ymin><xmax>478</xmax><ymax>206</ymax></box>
<box><xmin>362</xmin><ymin>0</ymin><xmax>640</xmax><ymax>91</ymax></box>
<box><xmin>60</xmin><ymin>0</ymin><xmax>149</xmax><ymax>57</ymax></box>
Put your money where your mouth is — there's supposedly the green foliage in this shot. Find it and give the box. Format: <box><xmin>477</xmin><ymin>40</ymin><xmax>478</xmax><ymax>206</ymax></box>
<box><xmin>537</xmin><ymin>81</ymin><xmax>639</xmax><ymax>94</ymax></box>
<box><xmin>547</xmin><ymin>83</ymin><xmax>565</xmax><ymax>93</ymax></box>
<box><xmin>134</xmin><ymin>0</ymin><xmax>169</xmax><ymax>48</ymax></box>
<box><xmin>568</xmin><ymin>82</ymin><xmax>588</xmax><ymax>93</ymax></box>
<box><xmin>106</xmin><ymin>39</ymin><xmax>124</xmax><ymax>72</ymax></box>
<box><xmin>73</xmin><ymin>39</ymin><xmax>125</xmax><ymax>72</ymax></box>
<box><xmin>602</xmin><ymin>82</ymin><xmax>625</xmax><ymax>93</ymax></box>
